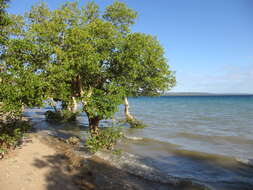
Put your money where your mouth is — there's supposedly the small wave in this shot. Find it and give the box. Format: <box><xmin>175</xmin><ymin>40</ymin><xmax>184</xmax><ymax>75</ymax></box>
<box><xmin>176</xmin><ymin>132</ymin><xmax>253</xmax><ymax>145</ymax></box>
<box><xmin>124</xmin><ymin>135</ymin><xmax>143</xmax><ymax>141</ymax></box>
<box><xmin>236</xmin><ymin>158</ymin><xmax>253</xmax><ymax>167</ymax></box>
<box><xmin>124</xmin><ymin>136</ymin><xmax>244</xmax><ymax>162</ymax></box>
<box><xmin>96</xmin><ymin>151</ymin><xmax>212</xmax><ymax>190</ymax></box>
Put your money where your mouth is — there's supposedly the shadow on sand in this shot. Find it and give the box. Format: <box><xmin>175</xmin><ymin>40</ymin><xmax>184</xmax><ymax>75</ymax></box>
<box><xmin>32</xmin><ymin>152</ymin><xmax>182</xmax><ymax>190</ymax></box>
<box><xmin>27</xmin><ymin>108</ymin><xmax>253</xmax><ymax>190</ymax></box>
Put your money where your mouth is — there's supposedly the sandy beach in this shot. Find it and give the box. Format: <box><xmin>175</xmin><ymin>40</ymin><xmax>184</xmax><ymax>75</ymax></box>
<box><xmin>0</xmin><ymin>132</ymin><xmax>177</xmax><ymax>190</ymax></box>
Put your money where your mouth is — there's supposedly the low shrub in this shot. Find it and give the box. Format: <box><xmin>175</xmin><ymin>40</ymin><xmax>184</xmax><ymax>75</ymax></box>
<box><xmin>45</xmin><ymin>110</ymin><xmax>62</xmax><ymax>121</ymax></box>
<box><xmin>127</xmin><ymin>118</ymin><xmax>146</xmax><ymax>129</ymax></box>
<box><xmin>0</xmin><ymin>120</ymin><xmax>31</xmax><ymax>156</ymax></box>
<box><xmin>85</xmin><ymin>127</ymin><xmax>123</xmax><ymax>153</ymax></box>
<box><xmin>112</xmin><ymin>149</ymin><xmax>122</xmax><ymax>156</ymax></box>
<box><xmin>45</xmin><ymin>110</ymin><xmax>78</xmax><ymax>123</ymax></box>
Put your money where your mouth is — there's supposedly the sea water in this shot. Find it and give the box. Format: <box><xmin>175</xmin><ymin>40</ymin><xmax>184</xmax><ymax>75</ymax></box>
<box><xmin>123</xmin><ymin>96</ymin><xmax>253</xmax><ymax>159</ymax></box>
<box><xmin>117</xmin><ymin>96</ymin><xmax>253</xmax><ymax>190</ymax></box>
<box><xmin>25</xmin><ymin>95</ymin><xmax>253</xmax><ymax>190</ymax></box>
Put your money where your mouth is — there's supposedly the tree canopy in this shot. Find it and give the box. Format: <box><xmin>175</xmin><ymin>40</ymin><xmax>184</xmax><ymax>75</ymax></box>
<box><xmin>0</xmin><ymin>0</ymin><xmax>11</xmax><ymax>47</ymax></box>
<box><xmin>0</xmin><ymin>1</ymin><xmax>176</xmax><ymax>133</ymax></box>
<box><xmin>0</xmin><ymin>0</ymin><xmax>48</xmax><ymax>119</ymax></box>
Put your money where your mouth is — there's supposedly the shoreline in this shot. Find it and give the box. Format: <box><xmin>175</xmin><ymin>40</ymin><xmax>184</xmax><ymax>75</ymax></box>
<box><xmin>0</xmin><ymin>127</ymin><xmax>180</xmax><ymax>190</ymax></box>
<box><xmin>1</xmin><ymin>115</ymin><xmax>253</xmax><ymax>190</ymax></box>
<box><xmin>0</xmin><ymin>120</ymin><xmax>211</xmax><ymax>190</ymax></box>
<box><xmin>34</xmin><ymin>126</ymin><xmax>210</xmax><ymax>190</ymax></box>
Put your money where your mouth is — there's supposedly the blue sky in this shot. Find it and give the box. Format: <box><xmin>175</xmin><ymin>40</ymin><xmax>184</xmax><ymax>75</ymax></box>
<box><xmin>8</xmin><ymin>0</ymin><xmax>253</xmax><ymax>93</ymax></box>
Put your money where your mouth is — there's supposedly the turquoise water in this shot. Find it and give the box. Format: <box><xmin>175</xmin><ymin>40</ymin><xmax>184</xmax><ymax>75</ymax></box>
<box><xmin>25</xmin><ymin>95</ymin><xmax>253</xmax><ymax>189</ymax></box>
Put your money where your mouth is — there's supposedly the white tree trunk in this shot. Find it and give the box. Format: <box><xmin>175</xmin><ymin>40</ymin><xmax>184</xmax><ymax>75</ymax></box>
<box><xmin>67</xmin><ymin>97</ymin><xmax>78</xmax><ymax>113</ymax></box>
<box><xmin>124</xmin><ymin>97</ymin><xmax>134</xmax><ymax>121</ymax></box>
<box><xmin>49</xmin><ymin>97</ymin><xmax>57</xmax><ymax>112</ymax></box>
<box><xmin>71</xmin><ymin>96</ymin><xmax>77</xmax><ymax>113</ymax></box>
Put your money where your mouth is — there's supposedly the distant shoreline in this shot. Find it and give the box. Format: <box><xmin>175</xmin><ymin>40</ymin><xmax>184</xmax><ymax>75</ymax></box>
<box><xmin>162</xmin><ymin>92</ymin><xmax>253</xmax><ymax>96</ymax></box>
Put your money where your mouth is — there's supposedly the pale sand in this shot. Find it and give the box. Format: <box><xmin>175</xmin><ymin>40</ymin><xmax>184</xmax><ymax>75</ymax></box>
<box><xmin>0</xmin><ymin>136</ymin><xmax>79</xmax><ymax>190</ymax></box>
<box><xmin>0</xmin><ymin>133</ymin><xmax>175</xmax><ymax>190</ymax></box>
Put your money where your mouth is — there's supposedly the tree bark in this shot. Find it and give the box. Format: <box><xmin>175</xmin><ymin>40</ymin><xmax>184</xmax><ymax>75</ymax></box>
<box><xmin>124</xmin><ymin>97</ymin><xmax>134</xmax><ymax>121</ymax></box>
<box><xmin>67</xmin><ymin>97</ymin><xmax>77</xmax><ymax>113</ymax></box>
<box><xmin>72</xmin><ymin>75</ymin><xmax>83</xmax><ymax>97</ymax></box>
<box><xmin>88</xmin><ymin>116</ymin><xmax>100</xmax><ymax>136</ymax></box>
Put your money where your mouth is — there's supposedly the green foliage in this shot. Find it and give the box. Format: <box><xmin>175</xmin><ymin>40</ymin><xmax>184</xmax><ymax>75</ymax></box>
<box><xmin>0</xmin><ymin>0</ymin><xmax>11</xmax><ymax>47</ymax></box>
<box><xmin>1</xmin><ymin>1</ymin><xmax>176</xmax><ymax>134</ymax></box>
<box><xmin>86</xmin><ymin>127</ymin><xmax>123</xmax><ymax>153</ymax></box>
<box><xmin>45</xmin><ymin>110</ymin><xmax>78</xmax><ymax>123</ymax></box>
<box><xmin>84</xmin><ymin>84</ymin><xmax>125</xmax><ymax>120</ymax></box>
<box><xmin>127</xmin><ymin>118</ymin><xmax>146</xmax><ymax>129</ymax></box>
<box><xmin>83</xmin><ymin>1</ymin><xmax>99</xmax><ymax>22</ymax></box>
<box><xmin>116</xmin><ymin>33</ymin><xmax>176</xmax><ymax>97</ymax></box>
<box><xmin>0</xmin><ymin>68</ymin><xmax>47</xmax><ymax>116</ymax></box>
<box><xmin>0</xmin><ymin>120</ymin><xmax>31</xmax><ymax>154</ymax></box>
<box><xmin>112</xmin><ymin>149</ymin><xmax>122</xmax><ymax>156</ymax></box>
<box><xmin>103</xmin><ymin>1</ymin><xmax>137</xmax><ymax>34</ymax></box>
<box><xmin>0</xmin><ymin>7</ymin><xmax>49</xmax><ymax>117</ymax></box>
